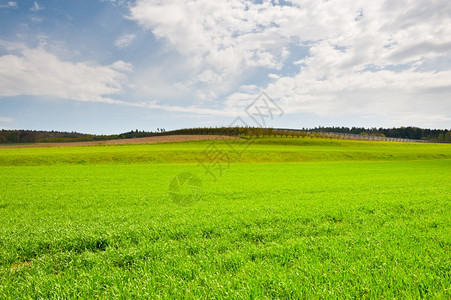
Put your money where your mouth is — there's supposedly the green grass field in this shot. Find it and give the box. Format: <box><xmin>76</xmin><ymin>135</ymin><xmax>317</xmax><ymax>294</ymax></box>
<box><xmin>1</xmin><ymin>138</ymin><xmax>450</xmax><ymax>298</ymax></box>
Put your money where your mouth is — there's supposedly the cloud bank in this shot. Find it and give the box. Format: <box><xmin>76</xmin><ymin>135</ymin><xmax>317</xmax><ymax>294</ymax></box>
<box><xmin>0</xmin><ymin>43</ymin><xmax>132</xmax><ymax>104</ymax></box>
<box><xmin>0</xmin><ymin>0</ymin><xmax>450</xmax><ymax>129</ymax></box>
<box><xmin>115</xmin><ymin>34</ymin><xmax>136</xmax><ymax>48</ymax></box>
<box><xmin>128</xmin><ymin>0</ymin><xmax>451</xmax><ymax>125</ymax></box>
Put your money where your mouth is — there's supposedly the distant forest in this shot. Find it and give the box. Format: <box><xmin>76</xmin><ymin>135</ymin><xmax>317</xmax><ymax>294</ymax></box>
<box><xmin>308</xmin><ymin>126</ymin><xmax>451</xmax><ymax>142</ymax></box>
<box><xmin>1</xmin><ymin>126</ymin><xmax>450</xmax><ymax>144</ymax></box>
<box><xmin>0</xmin><ymin>129</ymin><xmax>162</xmax><ymax>144</ymax></box>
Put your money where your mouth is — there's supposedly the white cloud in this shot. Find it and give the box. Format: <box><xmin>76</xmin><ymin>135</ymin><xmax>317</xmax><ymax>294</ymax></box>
<box><xmin>139</xmin><ymin>100</ymin><xmax>236</xmax><ymax>116</ymax></box>
<box><xmin>127</xmin><ymin>0</ymin><xmax>451</xmax><ymax>126</ymax></box>
<box><xmin>103</xmin><ymin>0</ymin><xmax>131</xmax><ymax>7</ymax></box>
<box><xmin>263</xmin><ymin>0</ymin><xmax>451</xmax><ymax>126</ymax></box>
<box><xmin>0</xmin><ymin>117</ymin><xmax>14</xmax><ymax>122</ymax></box>
<box><xmin>128</xmin><ymin>0</ymin><xmax>293</xmax><ymax>94</ymax></box>
<box><xmin>0</xmin><ymin>44</ymin><xmax>132</xmax><ymax>104</ymax></box>
<box><xmin>0</xmin><ymin>39</ymin><xmax>26</xmax><ymax>51</ymax></box>
<box><xmin>30</xmin><ymin>1</ymin><xmax>43</xmax><ymax>11</ymax></box>
<box><xmin>0</xmin><ymin>1</ymin><xmax>17</xmax><ymax>8</ymax></box>
<box><xmin>115</xmin><ymin>34</ymin><xmax>136</xmax><ymax>48</ymax></box>
<box><xmin>1</xmin><ymin>0</ymin><xmax>447</xmax><ymax>128</ymax></box>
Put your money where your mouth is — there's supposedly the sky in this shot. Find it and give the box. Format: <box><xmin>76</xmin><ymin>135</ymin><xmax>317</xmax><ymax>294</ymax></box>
<box><xmin>0</xmin><ymin>0</ymin><xmax>450</xmax><ymax>134</ymax></box>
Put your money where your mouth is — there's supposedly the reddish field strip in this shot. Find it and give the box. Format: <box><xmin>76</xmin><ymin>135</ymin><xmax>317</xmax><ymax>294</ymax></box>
<box><xmin>0</xmin><ymin>135</ymin><xmax>239</xmax><ymax>148</ymax></box>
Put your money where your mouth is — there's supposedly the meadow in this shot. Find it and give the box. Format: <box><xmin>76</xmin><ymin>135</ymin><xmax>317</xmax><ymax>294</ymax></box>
<box><xmin>0</xmin><ymin>138</ymin><xmax>450</xmax><ymax>298</ymax></box>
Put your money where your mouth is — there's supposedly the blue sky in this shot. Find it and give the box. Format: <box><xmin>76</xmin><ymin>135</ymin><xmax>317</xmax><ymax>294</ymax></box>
<box><xmin>1</xmin><ymin>0</ymin><xmax>450</xmax><ymax>134</ymax></box>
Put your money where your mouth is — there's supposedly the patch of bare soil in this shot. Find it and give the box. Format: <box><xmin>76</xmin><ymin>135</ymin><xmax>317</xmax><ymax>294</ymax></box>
<box><xmin>11</xmin><ymin>260</ymin><xmax>32</xmax><ymax>272</ymax></box>
<box><xmin>0</xmin><ymin>135</ymin><xmax>239</xmax><ymax>148</ymax></box>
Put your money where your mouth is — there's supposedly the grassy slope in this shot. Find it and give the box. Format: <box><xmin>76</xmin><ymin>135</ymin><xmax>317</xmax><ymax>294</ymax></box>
<box><xmin>0</xmin><ymin>138</ymin><xmax>451</xmax><ymax>165</ymax></box>
<box><xmin>0</xmin><ymin>138</ymin><xmax>450</xmax><ymax>298</ymax></box>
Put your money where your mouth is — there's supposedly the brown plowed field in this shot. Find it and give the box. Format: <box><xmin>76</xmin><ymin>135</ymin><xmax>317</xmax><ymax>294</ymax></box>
<box><xmin>0</xmin><ymin>135</ymin><xmax>239</xmax><ymax>148</ymax></box>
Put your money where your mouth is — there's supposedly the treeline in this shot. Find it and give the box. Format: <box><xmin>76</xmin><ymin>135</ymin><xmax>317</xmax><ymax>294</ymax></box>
<box><xmin>308</xmin><ymin>126</ymin><xmax>451</xmax><ymax>142</ymax></box>
<box><xmin>118</xmin><ymin>129</ymin><xmax>163</xmax><ymax>139</ymax></box>
<box><xmin>1</xmin><ymin>126</ymin><xmax>450</xmax><ymax>144</ymax></box>
<box><xmin>164</xmin><ymin>126</ymin><xmax>451</xmax><ymax>142</ymax></box>
<box><xmin>0</xmin><ymin>129</ymin><xmax>162</xmax><ymax>144</ymax></box>
<box><xmin>0</xmin><ymin>130</ymin><xmax>118</xmax><ymax>144</ymax></box>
